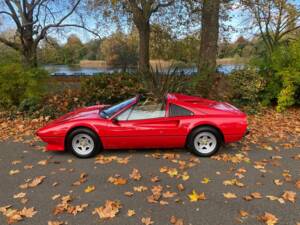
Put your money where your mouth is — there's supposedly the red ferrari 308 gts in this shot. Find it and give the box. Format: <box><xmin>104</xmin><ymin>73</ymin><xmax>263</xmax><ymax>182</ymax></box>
<box><xmin>37</xmin><ymin>93</ymin><xmax>248</xmax><ymax>158</ymax></box>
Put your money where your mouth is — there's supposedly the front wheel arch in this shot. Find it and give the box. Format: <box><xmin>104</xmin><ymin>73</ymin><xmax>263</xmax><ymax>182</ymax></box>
<box><xmin>64</xmin><ymin>126</ymin><xmax>101</xmax><ymax>151</ymax></box>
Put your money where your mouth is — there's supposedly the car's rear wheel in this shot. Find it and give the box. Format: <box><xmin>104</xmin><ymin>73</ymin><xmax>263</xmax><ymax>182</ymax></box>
<box><xmin>67</xmin><ymin>128</ymin><xmax>101</xmax><ymax>158</ymax></box>
<box><xmin>187</xmin><ymin>126</ymin><xmax>222</xmax><ymax>157</ymax></box>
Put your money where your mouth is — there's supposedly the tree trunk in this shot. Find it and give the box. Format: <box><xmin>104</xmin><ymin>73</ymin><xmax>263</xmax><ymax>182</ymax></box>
<box><xmin>198</xmin><ymin>0</ymin><xmax>221</xmax><ymax>74</ymax></box>
<box><xmin>22</xmin><ymin>35</ymin><xmax>38</xmax><ymax>68</ymax></box>
<box><xmin>137</xmin><ymin>21</ymin><xmax>150</xmax><ymax>73</ymax></box>
<box><xmin>22</xmin><ymin>47</ymin><xmax>38</xmax><ymax>68</ymax></box>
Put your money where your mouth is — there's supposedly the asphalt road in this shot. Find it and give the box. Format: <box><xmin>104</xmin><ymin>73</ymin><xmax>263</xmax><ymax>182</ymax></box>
<box><xmin>0</xmin><ymin>140</ymin><xmax>299</xmax><ymax>225</ymax></box>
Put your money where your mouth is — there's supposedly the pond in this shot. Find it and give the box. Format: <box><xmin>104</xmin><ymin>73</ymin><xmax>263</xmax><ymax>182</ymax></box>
<box><xmin>44</xmin><ymin>64</ymin><xmax>244</xmax><ymax>76</ymax></box>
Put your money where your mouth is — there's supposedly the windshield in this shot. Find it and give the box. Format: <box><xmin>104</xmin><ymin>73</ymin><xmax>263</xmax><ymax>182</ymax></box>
<box><xmin>100</xmin><ymin>97</ymin><xmax>137</xmax><ymax>119</ymax></box>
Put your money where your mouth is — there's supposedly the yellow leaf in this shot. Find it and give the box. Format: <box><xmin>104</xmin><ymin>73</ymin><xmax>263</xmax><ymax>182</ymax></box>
<box><xmin>223</xmin><ymin>192</ymin><xmax>237</xmax><ymax>199</ymax></box>
<box><xmin>201</xmin><ymin>177</ymin><xmax>211</xmax><ymax>184</ymax></box>
<box><xmin>181</xmin><ymin>172</ymin><xmax>189</xmax><ymax>181</ymax></box>
<box><xmin>188</xmin><ymin>190</ymin><xmax>206</xmax><ymax>202</ymax></box>
<box><xmin>167</xmin><ymin>168</ymin><xmax>178</xmax><ymax>177</ymax></box>
<box><xmin>84</xmin><ymin>185</ymin><xmax>95</xmax><ymax>193</ymax></box>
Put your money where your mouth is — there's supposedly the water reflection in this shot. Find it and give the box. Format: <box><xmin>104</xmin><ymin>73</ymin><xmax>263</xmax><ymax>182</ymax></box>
<box><xmin>44</xmin><ymin>64</ymin><xmax>244</xmax><ymax>76</ymax></box>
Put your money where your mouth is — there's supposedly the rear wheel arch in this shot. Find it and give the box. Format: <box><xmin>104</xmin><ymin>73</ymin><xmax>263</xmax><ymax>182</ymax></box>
<box><xmin>186</xmin><ymin>124</ymin><xmax>224</xmax><ymax>146</ymax></box>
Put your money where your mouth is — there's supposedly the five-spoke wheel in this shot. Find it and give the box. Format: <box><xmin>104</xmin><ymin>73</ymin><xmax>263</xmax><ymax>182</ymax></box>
<box><xmin>67</xmin><ymin>128</ymin><xmax>101</xmax><ymax>158</ymax></box>
<box><xmin>188</xmin><ymin>126</ymin><xmax>222</xmax><ymax>157</ymax></box>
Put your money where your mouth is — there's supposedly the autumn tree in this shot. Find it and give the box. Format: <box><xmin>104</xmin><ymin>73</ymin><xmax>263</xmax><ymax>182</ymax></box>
<box><xmin>126</xmin><ymin>0</ymin><xmax>175</xmax><ymax>72</ymax></box>
<box><xmin>0</xmin><ymin>0</ymin><xmax>95</xmax><ymax>67</ymax></box>
<box><xmin>101</xmin><ymin>32</ymin><xmax>138</xmax><ymax>72</ymax></box>
<box><xmin>62</xmin><ymin>35</ymin><xmax>86</xmax><ymax>65</ymax></box>
<box><xmin>91</xmin><ymin>0</ymin><xmax>175</xmax><ymax>73</ymax></box>
<box><xmin>38</xmin><ymin>38</ymin><xmax>62</xmax><ymax>64</ymax></box>
<box><xmin>241</xmin><ymin>0</ymin><xmax>300</xmax><ymax>55</ymax></box>
<box><xmin>150</xmin><ymin>24</ymin><xmax>174</xmax><ymax>60</ymax></box>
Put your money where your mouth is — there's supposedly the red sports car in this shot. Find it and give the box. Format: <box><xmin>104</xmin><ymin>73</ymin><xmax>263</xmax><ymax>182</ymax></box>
<box><xmin>37</xmin><ymin>93</ymin><xmax>248</xmax><ymax>158</ymax></box>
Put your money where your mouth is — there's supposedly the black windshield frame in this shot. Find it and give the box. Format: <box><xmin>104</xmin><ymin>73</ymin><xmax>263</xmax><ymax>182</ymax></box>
<box><xmin>100</xmin><ymin>97</ymin><xmax>138</xmax><ymax>119</ymax></box>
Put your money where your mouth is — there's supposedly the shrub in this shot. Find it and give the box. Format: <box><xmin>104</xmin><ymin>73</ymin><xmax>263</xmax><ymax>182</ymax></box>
<box><xmin>228</xmin><ymin>68</ymin><xmax>265</xmax><ymax>112</ymax></box>
<box><xmin>269</xmin><ymin>40</ymin><xmax>300</xmax><ymax>111</ymax></box>
<box><xmin>80</xmin><ymin>73</ymin><xmax>145</xmax><ymax>105</ymax></box>
<box><xmin>0</xmin><ymin>64</ymin><xmax>49</xmax><ymax>110</ymax></box>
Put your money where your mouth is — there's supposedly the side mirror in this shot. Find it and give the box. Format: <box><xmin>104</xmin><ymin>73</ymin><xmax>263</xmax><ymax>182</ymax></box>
<box><xmin>112</xmin><ymin>117</ymin><xmax>119</xmax><ymax>124</ymax></box>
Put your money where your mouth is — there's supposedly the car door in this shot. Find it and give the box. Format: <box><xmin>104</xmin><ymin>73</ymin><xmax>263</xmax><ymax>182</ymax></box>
<box><xmin>103</xmin><ymin>102</ymin><xmax>187</xmax><ymax>149</ymax></box>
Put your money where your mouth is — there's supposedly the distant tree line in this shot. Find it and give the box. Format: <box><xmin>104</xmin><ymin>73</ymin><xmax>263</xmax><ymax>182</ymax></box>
<box><xmin>34</xmin><ymin>28</ymin><xmax>258</xmax><ymax>69</ymax></box>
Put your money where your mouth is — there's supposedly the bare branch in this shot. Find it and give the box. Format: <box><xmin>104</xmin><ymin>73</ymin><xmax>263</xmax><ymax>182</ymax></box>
<box><xmin>0</xmin><ymin>36</ymin><xmax>21</xmax><ymax>51</ymax></box>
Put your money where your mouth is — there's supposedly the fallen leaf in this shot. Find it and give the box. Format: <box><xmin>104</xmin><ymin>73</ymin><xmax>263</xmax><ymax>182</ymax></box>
<box><xmin>223</xmin><ymin>192</ymin><xmax>237</xmax><ymax>199</ymax></box>
<box><xmin>239</xmin><ymin>210</ymin><xmax>249</xmax><ymax>218</ymax></box>
<box><xmin>147</xmin><ymin>185</ymin><xmax>163</xmax><ymax>203</ymax></box>
<box><xmin>177</xmin><ymin>184</ymin><xmax>185</xmax><ymax>191</ymax></box>
<box><xmin>251</xmin><ymin>192</ymin><xmax>262</xmax><ymax>199</ymax></box>
<box><xmin>11</xmin><ymin>160</ymin><xmax>22</xmax><ymax>165</ymax></box>
<box><xmin>37</xmin><ymin>160</ymin><xmax>48</xmax><ymax>166</ymax></box>
<box><xmin>296</xmin><ymin>180</ymin><xmax>300</xmax><ymax>189</ymax></box>
<box><xmin>150</xmin><ymin>176</ymin><xmax>160</xmax><ymax>182</ymax></box>
<box><xmin>188</xmin><ymin>190</ymin><xmax>206</xmax><ymax>202</ymax></box>
<box><xmin>181</xmin><ymin>172</ymin><xmax>190</xmax><ymax>181</ymax></box>
<box><xmin>266</xmin><ymin>195</ymin><xmax>285</xmax><ymax>204</ymax></box>
<box><xmin>93</xmin><ymin>200</ymin><xmax>121</xmax><ymax>219</ymax></box>
<box><xmin>129</xmin><ymin>168</ymin><xmax>141</xmax><ymax>181</ymax></box>
<box><xmin>201</xmin><ymin>177</ymin><xmax>211</xmax><ymax>184</ymax></box>
<box><xmin>48</xmin><ymin>221</ymin><xmax>64</xmax><ymax>225</ymax></box>
<box><xmin>127</xmin><ymin>209</ymin><xmax>135</xmax><ymax>217</ymax></box>
<box><xmin>141</xmin><ymin>217</ymin><xmax>154</xmax><ymax>225</ymax></box>
<box><xmin>163</xmin><ymin>191</ymin><xmax>177</xmax><ymax>198</ymax></box>
<box><xmin>260</xmin><ymin>212</ymin><xmax>278</xmax><ymax>225</ymax></box>
<box><xmin>24</xmin><ymin>164</ymin><xmax>33</xmax><ymax>169</ymax></box>
<box><xmin>72</xmin><ymin>173</ymin><xmax>88</xmax><ymax>186</ymax></box>
<box><xmin>19</xmin><ymin>207</ymin><xmax>37</xmax><ymax>218</ymax></box>
<box><xmin>282</xmin><ymin>191</ymin><xmax>296</xmax><ymax>203</ymax></box>
<box><xmin>9</xmin><ymin>170</ymin><xmax>20</xmax><ymax>175</ymax></box>
<box><xmin>84</xmin><ymin>185</ymin><xmax>95</xmax><ymax>193</ymax></box>
<box><xmin>167</xmin><ymin>168</ymin><xmax>178</xmax><ymax>177</ymax></box>
<box><xmin>223</xmin><ymin>179</ymin><xmax>244</xmax><ymax>187</ymax></box>
<box><xmin>243</xmin><ymin>195</ymin><xmax>253</xmax><ymax>201</ymax></box>
<box><xmin>273</xmin><ymin>179</ymin><xmax>283</xmax><ymax>186</ymax></box>
<box><xmin>13</xmin><ymin>192</ymin><xmax>26</xmax><ymax>199</ymax></box>
<box><xmin>19</xmin><ymin>176</ymin><xmax>46</xmax><ymax>189</ymax></box>
<box><xmin>53</xmin><ymin>195</ymin><xmax>88</xmax><ymax>216</ymax></box>
<box><xmin>159</xmin><ymin>200</ymin><xmax>168</xmax><ymax>205</ymax></box>
<box><xmin>170</xmin><ymin>215</ymin><xmax>184</xmax><ymax>225</ymax></box>
<box><xmin>0</xmin><ymin>206</ymin><xmax>37</xmax><ymax>224</ymax></box>
<box><xmin>108</xmin><ymin>176</ymin><xmax>127</xmax><ymax>185</ymax></box>
<box><xmin>52</xmin><ymin>194</ymin><xmax>61</xmax><ymax>200</ymax></box>
<box><xmin>133</xmin><ymin>186</ymin><xmax>148</xmax><ymax>192</ymax></box>
<box><xmin>124</xmin><ymin>191</ymin><xmax>134</xmax><ymax>197</ymax></box>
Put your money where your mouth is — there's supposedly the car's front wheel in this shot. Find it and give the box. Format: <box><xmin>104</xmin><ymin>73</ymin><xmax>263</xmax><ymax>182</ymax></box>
<box><xmin>187</xmin><ymin>126</ymin><xmax>222</xmax><ymax>157</ymax></box>
<box><xmin>67</xmin><ymin>128</ymin><xmax>100</xmax><ymax>158</ymax></box>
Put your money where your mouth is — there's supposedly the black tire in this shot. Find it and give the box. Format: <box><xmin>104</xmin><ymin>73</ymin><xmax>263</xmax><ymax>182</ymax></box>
<box><xmin>187</xmin><ymin>126</ymin><xmax>222</xmax><ymax>157</ymax></box>
<box><xmin>66</xmin><ymin>128</ymin><xmax>101</xmax><ymax>158</ymax></box>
